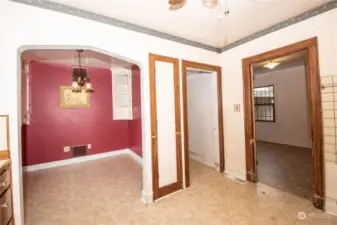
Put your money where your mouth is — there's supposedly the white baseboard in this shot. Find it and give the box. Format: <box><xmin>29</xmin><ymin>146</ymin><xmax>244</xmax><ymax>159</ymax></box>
<box><xmin>23</xmin><ymin>148</ymin><xmax>143</xmax><ymax>172</ymax></box>
<box><xmin>224</xmin><ymin>168</ymin><xmax>247</xmax><ymax>184</ymax></box>
<box><xmin>141</xmin><ymin>190</ymin><xmax>153</xmax><ymax>204</ymax></box>
<box><xmin>127</xmin><ymin>149</ymin><xmax>143</xmax><ymax>165</ymax></box>
<box><xmin>326</xmin><ymin>197</ymin><xmax>337</xmax><ymax>216</ymax></box>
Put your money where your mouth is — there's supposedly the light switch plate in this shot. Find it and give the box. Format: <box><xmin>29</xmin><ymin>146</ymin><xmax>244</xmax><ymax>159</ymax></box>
<box><xmin>88</xmin><ymin>144</ymin><xmax>91</xmax><ymax>149</ymax></box>
<box><xmin>234</xmin><ymin>104</ymin><xmax>240</xmax><ymax>112</ymax></box>
<box><xmin>64</xmin><ymin>146</ymin><xmax>70</xmax><ymax>152</ymax></box>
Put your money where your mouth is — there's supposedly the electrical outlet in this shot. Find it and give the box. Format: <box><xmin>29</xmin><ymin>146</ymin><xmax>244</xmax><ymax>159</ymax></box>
<box><xmin>88</xmin><ymin>144</ymin><xmax>91</xmax><ymax>150</ymax></box>
<box><xmin>64</xmin><ymin>146</ymin><xmax>70</xmax><ymax>152</ymax></box>
<box><xmin>214</xmin><ymin>163</ymin><xmax>220</xmax><ymax>172</ymax></box>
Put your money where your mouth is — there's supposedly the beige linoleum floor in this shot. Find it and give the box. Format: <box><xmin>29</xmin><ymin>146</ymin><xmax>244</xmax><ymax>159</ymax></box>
<box><xmin>24</xmin><ymin>154</ymin><xmax>337</xmax><ymax>225</ymax></box>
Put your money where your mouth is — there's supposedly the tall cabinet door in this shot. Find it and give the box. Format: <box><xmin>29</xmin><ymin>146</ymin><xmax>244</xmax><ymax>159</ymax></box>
<box><xmin>149</xmin><ymin>54</ymin><xmax>182</xmax><ymax>200</ymax></box>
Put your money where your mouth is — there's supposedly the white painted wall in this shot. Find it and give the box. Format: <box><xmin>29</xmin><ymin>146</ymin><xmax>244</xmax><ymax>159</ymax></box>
<box><xmin>219</xmin><ymin>8</ymin><xmax>337</xmax><ymax>214</ymax></box>
<box><xmin>187</xmin><ymin>71</ymin><xmax>219</xmax><ymax>168</ymax></box>
<box><xmin>254</xmin><ymin>64</ymin><xmax>311</xmax><ymax>148</ymax></box>
<box><xmin>0</xmin><ymin>1</ymin><xmax>219</xmax><ymax>224</ymax></box>
<box><xmin>2</xmin><ymin>0</ymin><xmax>337</xmax><ymax>222</ymax></box>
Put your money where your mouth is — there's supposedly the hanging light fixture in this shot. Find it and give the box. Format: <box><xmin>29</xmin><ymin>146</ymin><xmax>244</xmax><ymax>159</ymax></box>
<box><xmin>217</xmin><ymin>0</ymin><xmax>230</xmax><ymax>20</ymax></box>
<box><xmin>72</xmin><ymin>49</ymin><xmax>93</xmax><ymax>93</ymax></box>
<box><xmin>202</xmin><ymin>0</ymin><xmax>218</xmax><ymax>9</ymax></box>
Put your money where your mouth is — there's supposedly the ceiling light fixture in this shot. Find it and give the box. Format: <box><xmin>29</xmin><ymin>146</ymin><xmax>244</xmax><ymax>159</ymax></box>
<box><xmin>202</xmin><ymin>0</ymin><xmax>218</xmax><ymax>9</ymax></box>
<box><xmin>72</xmin><ymin>49</ymin><xmax>94</xmax><ymax>93</ymax></box>
<box><xmin>263</xmin><ymin>61</ymin><xmax>280</xmax><ymax>69</ymax></box>
<box><xmin>217</xmin><ymin>0</ymin><xmax>230</xmax><ymax>20</ymax></box>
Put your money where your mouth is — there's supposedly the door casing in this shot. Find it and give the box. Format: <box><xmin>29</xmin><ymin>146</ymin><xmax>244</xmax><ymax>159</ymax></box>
<box><xmin>242</xmin><ymin>37</ymin><xmax>324</xmax><ymax>210</ymax></box>
<box><xmin>182</xmin><ymin>60</ymin><xmax>225</xmax><ymax>188</ymax></box>
<box><xmin>149</xmin><ymin>53</ymin><xmax>183</xmax><ymax>200</ymax></box>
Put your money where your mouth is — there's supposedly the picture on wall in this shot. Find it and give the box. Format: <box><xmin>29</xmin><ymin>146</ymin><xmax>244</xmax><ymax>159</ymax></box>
<box><xmin>60</xmin><ymin>86</ymin><xmax>91</xmax><ymax>108</ymax></box>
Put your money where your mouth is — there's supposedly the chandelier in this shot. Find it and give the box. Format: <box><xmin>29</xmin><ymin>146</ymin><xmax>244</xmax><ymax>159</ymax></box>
<box><xmin>72</xmin><ymin>49</ymin><xmax>93</xmax><ymax>93</ymax></box>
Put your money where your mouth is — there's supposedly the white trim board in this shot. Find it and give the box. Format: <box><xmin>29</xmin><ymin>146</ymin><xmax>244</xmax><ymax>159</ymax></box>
<box><xmin>23</xmin><ymin>148</ymin><xmax>143</xmax><ymax>172</ymax></box>
<box><xmin>127</xmin><ymin>149</ymin><xmax>143</xmax><ymax>165</ymax></box>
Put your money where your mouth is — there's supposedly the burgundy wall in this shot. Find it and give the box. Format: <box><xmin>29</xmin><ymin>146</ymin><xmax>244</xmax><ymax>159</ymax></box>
<box><xmin>22</xmin><ymin>62</ymin><xmax>130</xmax><ymax>166</ymax></box>
<box><xmin>128</xmin><ymin>65</ymin><xmax>142</xmax><ymax>156</ymax></box>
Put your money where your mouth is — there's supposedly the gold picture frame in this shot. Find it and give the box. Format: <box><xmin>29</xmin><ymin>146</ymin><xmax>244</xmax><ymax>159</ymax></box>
<box><xmin>60</xmin><ymin>86</ymin><xmax>91</xmax><ymax>108</ymax></box>
<box><xmin>0</xmin><ymin>115</ymin><xmax>10</xmax><ymax>159</ymax></box>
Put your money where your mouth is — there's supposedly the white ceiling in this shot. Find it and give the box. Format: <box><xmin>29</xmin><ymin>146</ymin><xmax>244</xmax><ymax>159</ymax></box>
<box><xmin>49</xmin><ymin>0</ymin><xmax>329</xmax><ymax>48</ymax></box>
<box><xmin>21</xmin><ymin>49</ymin><xmax>134</xmax><ymax>69</ymax></box>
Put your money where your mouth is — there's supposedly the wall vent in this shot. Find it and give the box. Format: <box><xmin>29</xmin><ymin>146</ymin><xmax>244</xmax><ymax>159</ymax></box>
<box><xmin>72</xmin><ymin>145</ymin><xmax>88</xmax><ymax>158</ymax></box>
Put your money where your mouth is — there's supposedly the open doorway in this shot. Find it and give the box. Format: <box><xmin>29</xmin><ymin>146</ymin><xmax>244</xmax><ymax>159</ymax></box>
<box><xmin>242</xmin><ymin>37</ymin><xmax>324</xmax><ymax>210</ymax></box>
<box><xmin>181</xmin><ymin>60</ymin><xmax>224</xmax><ymax>188</ymax></box>
<box><xmin>252</xmin><ymin>51</ymin><xmax>312</xmax><ymax>200</ymax></box>
<box><xmin>20</xmin><ymin>48</ymin><xmax>143</xmax><ymax>224</ymax></box>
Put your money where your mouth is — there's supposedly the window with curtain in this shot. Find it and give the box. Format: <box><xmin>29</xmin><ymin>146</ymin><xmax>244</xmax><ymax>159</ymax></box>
<box><xmin>254</xmin><ymin>85</ymin><xmax>275</xmax><ymax>122</ymax></box>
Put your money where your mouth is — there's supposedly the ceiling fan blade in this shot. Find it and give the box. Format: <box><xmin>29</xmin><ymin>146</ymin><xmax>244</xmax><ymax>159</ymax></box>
<box><xmin>169</xmin><ymin>0</ymin><xmax>186</xmax><ymax>10</ymax></box>
<box><xmin>169</xmin><ymin>0</ymin><xmax>184</xmax><ymax>5</ymax></box>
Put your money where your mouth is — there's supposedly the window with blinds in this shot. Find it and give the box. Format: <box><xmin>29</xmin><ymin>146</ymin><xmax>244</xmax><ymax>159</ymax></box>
<box><xmin>254</xmin><ymin>85</ymin><xmax>275</xmax><ymax>122</ymax></box>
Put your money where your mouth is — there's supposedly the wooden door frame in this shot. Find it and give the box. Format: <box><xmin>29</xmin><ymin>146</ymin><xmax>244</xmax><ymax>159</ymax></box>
<box><xmin>182</xmin><ymin>60</ymin><xmax>225</xmax><ymax>188</ymax></box>
<box><xmin>242</xmin><ymin>37</ymin><xmax>324</xmax><ymax>209</ymax></box>
<box><xmin>149</xmin><ymin>53</ymin><xmax>183</xmax><ymax>200</ymax></box>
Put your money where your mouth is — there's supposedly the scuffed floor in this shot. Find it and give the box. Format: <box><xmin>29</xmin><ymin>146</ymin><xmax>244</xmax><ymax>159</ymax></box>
<box><xmin>24</xmin><ymin>154</ymin><xmax>337</xmax><ymax>225</ymax></box>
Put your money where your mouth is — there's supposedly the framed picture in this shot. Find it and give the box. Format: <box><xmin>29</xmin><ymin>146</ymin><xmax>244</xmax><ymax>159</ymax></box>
<box><xmin>0</xmin><ymin>115</ymin><xmax>10</xmax><ymax>159</ymax></box>
<box><xmin>60</xmin><ymin>86</ymin><xmax>91</xmax><ymax>108</ymax></box>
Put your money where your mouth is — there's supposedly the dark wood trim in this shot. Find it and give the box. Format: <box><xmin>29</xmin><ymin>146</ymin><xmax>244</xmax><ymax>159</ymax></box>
<box><xmin>242</xmin><ymin>37</ymin><xmax>324</xmax><ymax>210</ymax></box>
<box><xmin>155</xmin><ymin>183</ymin><xmax>182</xmax><ymax>199</ymax></box>
<box><xmin>181</xmin><ymin>60</ymin><xmax>225</xmax><ymax>188</ymax></box>
<box><xmin>149</xmin><ymin>53</ymin><xmax>183</xmax><ymax>200</ymax></box>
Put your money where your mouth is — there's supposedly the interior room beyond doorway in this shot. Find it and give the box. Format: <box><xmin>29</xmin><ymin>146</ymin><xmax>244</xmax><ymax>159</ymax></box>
<box><xmin>186</xmin><ymin>68</ymin><xmax>219</xmax><ymax>185</ymax></box>
<box><xmin>182</xmin><ymin>60</ymin><xmax>224</xmax><ymax>188</ymax></box>
<box><xmin>242</xmin><ymin>38</ymin><xmax>324</xmax><ymax>210</ymax></box>
<box><xmin>20</xmin><ymin>48</ymin><xmax>143</xmax><ymax>224</ymax></box>
<box><xmin>252</xmin><ymin>51</ymin><xmax>312</xmax><ymax>200</ymax></box>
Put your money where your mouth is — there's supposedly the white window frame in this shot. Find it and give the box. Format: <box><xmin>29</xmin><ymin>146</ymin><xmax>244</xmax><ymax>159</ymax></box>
<box><xmin>111</xmin><ymin>68</ymin><xmax>133</xmax><ymax>120</ymax></box>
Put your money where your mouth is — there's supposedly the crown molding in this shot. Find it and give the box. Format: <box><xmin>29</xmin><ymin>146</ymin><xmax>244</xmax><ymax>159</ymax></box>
<box><xmin>220</xmin><ymin>1</ymin><xmax>337</xmax><ymax>52</ymax></box>
<box><xmin>9</xmin><ymin>0</ymin><xmax>337</xmax><ymax>53</ymax></box>
<box><xmin>9</xmin><ymin>0</ymin><xmax>219</xmax><ymax>52</ymax></box>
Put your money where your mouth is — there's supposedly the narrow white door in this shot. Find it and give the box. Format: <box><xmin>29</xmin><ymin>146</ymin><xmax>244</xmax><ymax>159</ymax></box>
<box><xmin>155</xmin><ymin>61</ymin><xmax>178</xmax><ymax>188</ymax></box>
<box><xmin>187</xmin><ymin>72</ymin><xmax>219</xmax><ymax>167</ymax></box>
<box><xmin>150</xmin><ymin>54</ymin><xmax>182</xmax><ymax>200</ymax></box>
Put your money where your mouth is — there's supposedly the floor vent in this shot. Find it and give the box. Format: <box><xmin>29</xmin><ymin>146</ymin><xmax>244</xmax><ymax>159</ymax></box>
<box><xmin>72</xmin><ymin>145</ymin><xmax>88</xmax><ymax>158</ymax></box>
<box><xmin>235</xmin><ymin>178</ymin><xmax>247</xmax><ymax>184</ymax></box>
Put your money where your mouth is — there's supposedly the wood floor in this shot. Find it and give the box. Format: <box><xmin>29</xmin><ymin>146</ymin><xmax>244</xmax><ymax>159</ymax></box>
<box><xmin>256</xmin><ymin>141</ymin><xmax>312</xmax><ymax>200</ymax></box>
<box><xmin>24</xmin><ymin>154</ymin><xmax>337</xmax><ymax>225</ymax></box>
